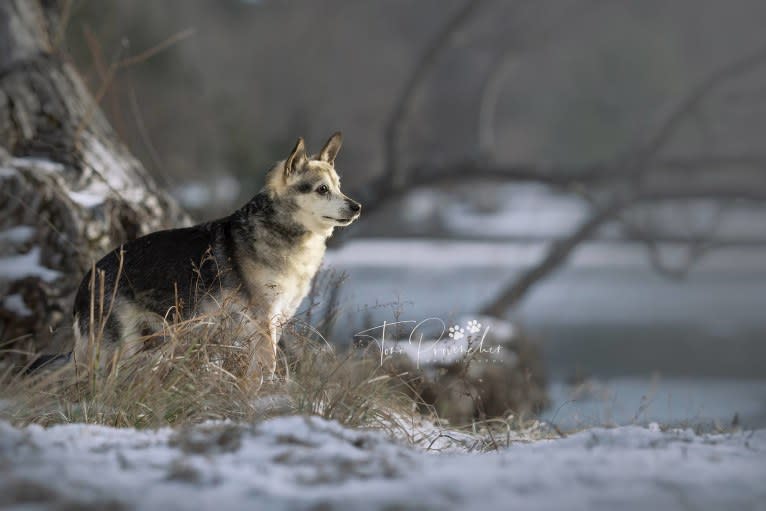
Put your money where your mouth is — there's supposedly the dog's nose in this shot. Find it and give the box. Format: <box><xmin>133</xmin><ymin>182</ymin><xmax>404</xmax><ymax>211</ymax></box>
<box><xmin>347</xmin><ymin>200</ymin><xmax>361</xmax><ymax>213</ymax></box>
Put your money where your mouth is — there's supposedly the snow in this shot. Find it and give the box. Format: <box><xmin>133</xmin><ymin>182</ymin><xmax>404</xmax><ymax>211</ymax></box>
<box><xmin>401</xmin><ymin>187</ymin><xmax>442</xmax><ymax>224</ymax></box>
<box><xmin>1</xmin><ymin>294</ymin><xmax>31</xmax><ymax>316</ymax></box>
<box><xmin>412</xmin><ymin>182</ymin><xmax>766</xmax><ymax>242</ymax></box>
<box><xmin>68</xmin><ymin>186</ymin><xmax>109</xmax><ymax>208</ymax></box>
<box><xmin>82</xmin><ymin>136</ymin><xmax>139</xmax><ymax>199</ymax></box>
<box><xmin>442</xmin><ymin>183</ymin><xmax>588</xmax><ymax>238</ymax></box>
<box><xmin>0</xmin><ymin>226</ymin><xmax>35</xmax><ymax>245</ymax></box>
<box><xmin>8</xmin><ymin>157</ymin><xmax>64</xmax><ymax>174</ymax></box>
<box><xmin>325</xmin><ymin>238</ymin><xmax>766</xmax><ymax>272</ymax></box>
<box><xmin>67</xmin><ymin>135</ymin><xmax>142</xmax><ymax>207</ymax></box>
<box><xmin>175</xmin><ymin>182</ymin><xmax>211</xmax><ymax>208</ymax></box>
<box><xmin>1</xmin><ymin>417</ymin><xmax>763</xmax><ymax>510</ymax></box>
<box><xmin>4</xmin><ymin>149</ymin><xmax>132</xmax><ymax>209</ymax></box>
<box><xmin>174</xmin><ymin>175</ymin><xmax>241</xmax><ymax>209</ymax></box>
<box><xmin>0</xmin><ymin>246</ymin><xmax>61</xmax><ymax>282</ymax></box>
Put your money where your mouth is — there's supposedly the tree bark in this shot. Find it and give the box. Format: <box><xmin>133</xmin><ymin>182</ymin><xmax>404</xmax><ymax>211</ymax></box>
<box><xmin>0</xmin><ymin>1</ymin><xmax>187</xmax><ymax>356</ymax></box>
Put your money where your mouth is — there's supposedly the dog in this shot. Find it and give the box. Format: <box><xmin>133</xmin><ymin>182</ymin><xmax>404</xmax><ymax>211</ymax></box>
<box><xmin>32</xmin><ymin>132</ymin><xmax>360</xmax><ymax>380</ymax></box>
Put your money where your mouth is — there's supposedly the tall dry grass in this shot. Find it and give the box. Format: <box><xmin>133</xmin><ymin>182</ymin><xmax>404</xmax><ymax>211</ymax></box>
<box><xmin>0</xmin><ymin>314</ymin><xmax>424</xmax><ymax>432</ymax></box>
<box><xmin>0</xmin><ymin>267</ymin><xmax>551</xmax><ymax>451</ymax></box>
<box><xmin>0</xmin><ymin>267</ymin><xmax>422</xmax><ymax>433</ymax></box>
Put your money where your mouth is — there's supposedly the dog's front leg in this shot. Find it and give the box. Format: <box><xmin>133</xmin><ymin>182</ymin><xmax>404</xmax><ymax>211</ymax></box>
<box><xmin>244</xmin><ymin>316</ymin><xmax>277</xmax><ymax>383</ymax></box>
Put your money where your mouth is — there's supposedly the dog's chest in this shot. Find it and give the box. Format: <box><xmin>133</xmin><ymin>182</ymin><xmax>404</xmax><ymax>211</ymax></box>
<box><xmin>240</xmin><ymin>236</ymin><xmax>326</xmax><ymax>320</ymax></box>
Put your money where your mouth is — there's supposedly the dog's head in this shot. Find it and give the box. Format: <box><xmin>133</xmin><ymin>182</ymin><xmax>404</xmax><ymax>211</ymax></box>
<box><xmin>269</xmin><ymin>132</ymin><xmax>361</xmax><ymax>235</ymax></box>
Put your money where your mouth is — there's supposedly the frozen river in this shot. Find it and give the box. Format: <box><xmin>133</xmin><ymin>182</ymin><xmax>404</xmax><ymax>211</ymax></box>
<box><xmin>324</xmin><ymin>239</ymin><xmax>766</xmax><ymax>428</ymax></box>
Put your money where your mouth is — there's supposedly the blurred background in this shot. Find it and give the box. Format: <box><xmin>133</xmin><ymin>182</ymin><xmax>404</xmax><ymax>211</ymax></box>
<box><xmin>62</xmin><ymin>0</ymin><xmax>766</xmax><ymax>428</ymax></box>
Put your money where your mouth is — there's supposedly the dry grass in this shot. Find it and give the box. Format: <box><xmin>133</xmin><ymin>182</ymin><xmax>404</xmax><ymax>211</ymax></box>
<box><xmin>0</xmin><ymin>313</ymin><xmax>554</xmax><ymax>451</ymax></box>
<box><xmin>0</xmin><ymin>269</ymin><xmax>551</xmax><ymax>450</ymax></box>
<box><xmin>0</xmin><ymin>309</ymin><xmax>422</xmax><ymax>433</ymax></box>
<box><xmin>0</xmin><ymin>259</ymin><xmax>411</xmax><ymax>429</ymax></box>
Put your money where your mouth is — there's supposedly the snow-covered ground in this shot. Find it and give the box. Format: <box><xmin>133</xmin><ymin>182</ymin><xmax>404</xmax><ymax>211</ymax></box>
<box><xmin>1</xmin><ymin>416</ymin><xmax>764</xmax><ymax>510</ymax></box>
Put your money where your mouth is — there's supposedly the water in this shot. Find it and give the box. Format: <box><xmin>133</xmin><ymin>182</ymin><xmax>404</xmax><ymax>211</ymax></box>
<box><xmin>544</xmin><ymin>378</ymin><xmax>766</xmax><ymax>430</ymax></box>
<box><xmin>320</xmin><ymin>239</ymin><xmax>766</xmax><ymax>427</ymax></box>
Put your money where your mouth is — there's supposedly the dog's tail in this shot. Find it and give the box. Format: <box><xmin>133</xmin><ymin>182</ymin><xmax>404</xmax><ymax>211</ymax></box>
<box><xmin>26</xmin><ymin>352</ymin><xmax>73</xmax><ymax>374</ymax></box>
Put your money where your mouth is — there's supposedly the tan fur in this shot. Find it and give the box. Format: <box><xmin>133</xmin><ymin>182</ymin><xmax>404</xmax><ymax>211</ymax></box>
<box><xmin>73</xmin><ymin>301</ymin><xmax>164</xmax><ymax>368</ymax></box>
<box><xmin>234</xmin><ymin>234</ymin><xmax>326</xmax><ymax>376</ymax></box>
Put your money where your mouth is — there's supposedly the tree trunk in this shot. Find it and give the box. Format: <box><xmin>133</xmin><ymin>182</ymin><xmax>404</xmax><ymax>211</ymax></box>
<box><xmin>0</xmin><ymin>1</ymin><xmax>187</xmax><ymax>357</ymax></box>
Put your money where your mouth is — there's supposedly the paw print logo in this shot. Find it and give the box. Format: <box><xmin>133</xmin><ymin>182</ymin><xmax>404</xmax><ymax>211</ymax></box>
<box><xmin>466</xmin><ymin>319</ymin><xmax>482</xmax><ymax>335</ymax></box>
<box><xmin>448</xmin><ymin>325</ymin><xmax>465</xmax><ymax>340</ymax></box>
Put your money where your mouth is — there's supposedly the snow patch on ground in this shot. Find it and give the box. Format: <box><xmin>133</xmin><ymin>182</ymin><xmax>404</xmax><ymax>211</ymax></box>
<box><xmin>1</xmin><ymin>417</ymin><xmax>763</xmax><ymax>510</ymax></box>
<box><xmin>0</xmin><ymin>246</ymin><xmax>61</xmax><ymax>282</ymax></box>
<box><xmin>442</xmin><ymin>183</ymin><xmax>588</xmax><ymax>238</ymax></box>
<box><xmin>174</xmin><ymin>175</ymin><xmax>240</xmax><ymax>210</ymax></box>
<box><xmin>8</xmin><ymin>157</ymin><xmax>64</xmax><ymax>174</ymax></box>
<box><xmin>325</xmin><ymin>238</ymin><xmax>766</xmax><ymax>272</ymax></box>
<box><xmin>0</xmin><ymin>226</ymin><xmax>35</xmax><ymax>245</ymax></box>
<box><xmin>68</xmin><ymin>186</ymin><xmax>110</xmax><ymax>208</ymax></box>
<box><xmin>1</xmin><ymin>294</ymin><xmax>31</xmax><ymax>316</ymax></box>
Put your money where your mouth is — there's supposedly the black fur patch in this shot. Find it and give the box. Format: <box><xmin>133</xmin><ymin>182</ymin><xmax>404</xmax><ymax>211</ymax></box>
<box><xmin>74</xmin><ymin>222</ymin><xmax>228</xmax><ymax>337</ymax></box>
<box><xmin>295</xmin><ymin>181</ymin><xmax>313</xmax><ymax>194</ymax></box>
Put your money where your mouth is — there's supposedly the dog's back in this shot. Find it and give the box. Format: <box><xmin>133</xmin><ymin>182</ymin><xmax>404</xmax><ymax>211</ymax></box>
<box><xmin>72</xmin><ymin>219</ymin><xmax>236</xmax><ymax>354</ymax></box>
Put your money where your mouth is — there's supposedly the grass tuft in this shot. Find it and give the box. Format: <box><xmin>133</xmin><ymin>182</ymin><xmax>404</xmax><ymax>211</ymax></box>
<box><xmin>0</xmin><ymin>270</ymin><xmax>551</xmax><ymax>450</ymax></box>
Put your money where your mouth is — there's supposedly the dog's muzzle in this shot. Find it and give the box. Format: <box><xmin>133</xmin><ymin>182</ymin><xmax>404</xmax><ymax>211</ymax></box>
<box><xmin>346</xmin><ymin>199</ymin><xmax>361</xmax><ymax>214</ymax></box>
<box><xmin>323</xmin><ymin>200</ymin><xmax>361</xmax><ymax>225</ymax></box>
<box><xmin>339</xmin><ymin>199</ymin><xmax>361</xmax><ymax>223</ymax></box>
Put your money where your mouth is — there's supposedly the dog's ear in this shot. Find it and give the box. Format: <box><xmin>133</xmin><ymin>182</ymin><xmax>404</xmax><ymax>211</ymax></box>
<box><xmin>318</xmin><ymin>131</ymin><xmax>343</xmax><ymax>166</ymax></box>
<box><xmin>285</xmin><ymin>137</ymin><xmax>308</xmax><ymax>177</ymax></box>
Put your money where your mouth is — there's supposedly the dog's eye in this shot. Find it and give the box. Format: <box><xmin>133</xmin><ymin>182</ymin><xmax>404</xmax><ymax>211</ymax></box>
<box><xmin>316</xmin><ymin>184</ymin><xmax>329</xmax><ymax>195</ymax></box>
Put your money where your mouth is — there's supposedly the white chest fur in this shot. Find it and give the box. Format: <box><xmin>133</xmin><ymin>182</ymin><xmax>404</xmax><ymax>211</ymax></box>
<box><xmin>241</xmin><ymin>234</ymin><xmax>327</xmax><ymax>325</ymax></box>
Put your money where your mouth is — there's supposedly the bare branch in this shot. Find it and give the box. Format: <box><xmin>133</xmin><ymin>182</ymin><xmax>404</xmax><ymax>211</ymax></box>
<box><xmin>118</xmin><ymin>28</ymin><xmax>195</xmax><ymax>69</ymax></box>
<box><xmin>477</xmin><ymin>0</ymin><xmax>609</xmax><ymax>160</ymax></box>
<box><xmin>477</xmin><ymin>46</ymin><xmax>766</xmax><ymax>316</ymax></box>
<box><xmin>475</xmin><ymin>184</ymin><xmax>766</xmax><ymax>317</ymax></box>
<box><xmin>618</xmin><ymin>202</ymin><xmax>730</xmax><ymax>280</ymax></box>
<box><xmin>350</xmin><ymin>154</ymin><xmax>766</xmax><ymax>222</ymax></box>
<box><xmin>383</xmin><ymin>0</ymin><xmax>485</xmax><ymax>189</ymax></box>
<box><xmin>478</xmin><ymin>51</ymin><xmax>516</xmax><ymax>157</ymax></box>
<box><xmin>633</xmin><ymin>45</ymin><xmax>766</xmax><ymax>172</ymax></box>
<box><xmin>479</xmin><ymin>199</ymin><xmax>629</xmax><ymax>317</ymax></box>
<box><xmin>74</xmin><ymin>27</ymin><xmax>195</xmax><ymax>143</ymax></box>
